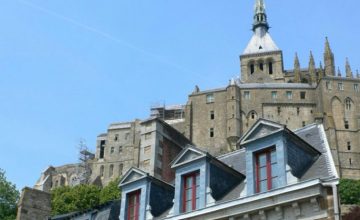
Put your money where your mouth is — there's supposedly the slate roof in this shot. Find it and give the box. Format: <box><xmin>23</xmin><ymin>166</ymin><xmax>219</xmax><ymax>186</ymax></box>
<box><xmin>243</xmin><ymin>28</ymin><xmax>279</xmax><ymax>55</ymax></box>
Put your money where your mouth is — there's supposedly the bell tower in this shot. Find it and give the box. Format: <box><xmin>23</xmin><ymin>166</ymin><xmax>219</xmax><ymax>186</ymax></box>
<box><xmin>240</xmin><ymin>0</ymin><xmax>284</xmax><ymax>83</ymax></box>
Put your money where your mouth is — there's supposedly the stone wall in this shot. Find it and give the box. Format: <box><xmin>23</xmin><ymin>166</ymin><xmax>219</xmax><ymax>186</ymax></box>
<box><xmin>16</xmin><ymin>187</ymin><xmax>51</xmax><ymax>220</ymax></box>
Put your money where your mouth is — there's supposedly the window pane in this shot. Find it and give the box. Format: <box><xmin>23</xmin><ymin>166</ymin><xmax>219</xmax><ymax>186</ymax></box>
<box><xmin>185</xmin><ymin>201</ymin><xmax>192</xmax><ymax>212</ymax></box>
<box><xmin>271</xmin><ymin>151</ymin><xmax>276</xmax><ymax>163</ymax></box>
<box><xmin>258</xmin><ymin>154</ymin><xmax>266</xmax><ymax>166</ymax></box>
<box><xmin>271</xmin><ymin>177</ymin><xmax>278</xmax><ymax>189</ymax></box>
<box><xmin>196</xmin><ymin>198</ymin><xmax>199</xmax><ymax>209</ymax></box>
<box><xmin>186</xmin><ymin>177</ymin><xmax>192</xmax><ymax>188</ymax></box>
<box><xmin>259</xmin><ymin>167</ymin><xmax>267</xmax><ymax>180</ymax></box>
<box><xmin>260</xmin><ymin>180</ymin><xmax>267</xmax><ymax>192</ymax></box>
<box><xmin>186</xmin><ymin>188</ymin><xmax>192</xmax><ymax>199</ymax></box>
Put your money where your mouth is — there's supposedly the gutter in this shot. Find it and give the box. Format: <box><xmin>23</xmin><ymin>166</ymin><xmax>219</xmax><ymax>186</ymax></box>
<box><xmin>322</xmin><ymin>180</ymin><xmax>340</xmax><ymax>220</ymax></box>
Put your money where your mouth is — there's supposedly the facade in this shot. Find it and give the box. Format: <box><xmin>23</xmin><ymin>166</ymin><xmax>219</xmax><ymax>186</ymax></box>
<box><xmin>119</xmin><ymin>119</ymin><xmax>340</xmax><ymax>220</ymax></box>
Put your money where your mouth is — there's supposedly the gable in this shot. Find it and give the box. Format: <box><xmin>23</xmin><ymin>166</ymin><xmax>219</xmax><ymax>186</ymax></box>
<box><xmin>171</xmin><ymin>146</ymin><xmax>206</xmax><ymax>168</ymax></box>
<box><xmin>120</xmin><ymin>168</ymin><xmax>147</xmax><ymax>186</ymax></box>
<box><xmin>240</xmin><ymin>119</ymin><xmax>284</xmax><ymax>145</ymax></box>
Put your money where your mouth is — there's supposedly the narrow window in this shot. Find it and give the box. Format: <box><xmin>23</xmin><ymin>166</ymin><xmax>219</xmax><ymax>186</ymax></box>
<box><xmin>209</xmin><ymin>128</ymin><xmax>214</xmax><ymax>138</ymax></box>
<box><xmin>338</xmin><ymin>83</ymin><xmax>344</xmax><ymax>91</ymax></box>
<box><xmin>250</xmin><ymin>64</ymin><xmax>255</xmax><ymax>74</ymax></box>
<box><xmin>210</xmin><ymin>111</ymin><xmax>215</xmax><ymax>120</ymax></box>
<box><xmin>347</xmin><ymin>142</ymin><xmax>351</xmax><ymax>151</ymax></box>
<box><xmin>286</xmin><ymin>91</ymin><xmax>292</xmax><ymax>100</ymax></box>
<box><xmin>302</xmin><ymin>121</ymin><xmax>306</xmax><ymax>127</ymax></box>
<box><xmin>109</xmin><ymin>164</ymin><xmax>114</xmax><ymax>177</ymax></box>
<box><xmin>300</xmin><ymin>92</ymin><xmax>306</xmax><ymax>99</ymax></box>
<box><xmin>271</xmin><ymin>91</ymin><xmax>277</xmax><ymax>100</ymax></box>
<box><xmin>297</xmin><ymin>107</ymin><xmax>300</xmax><ymax>115</ymax></box>
<box><xmin>255</xmin><ymin>148</ymin><xmax>278</xmax><ymax>193</ymax></box>
<box><xmin>127</xmin><ymin>190</ymin><xmax>141</xmax><ymax>220</ymax></box>
<box><xmin>206</xmin><ymin>94</ymin><xmax>215</xmax><ymax>103</ymax></box>
<box><xmin>100</xmin><ymin>165</ymin><xmax>104</xmax><ymax>177</ymax></box>
<box><xmin>268</xmin><ymin>62</ymin><xmax>273</xmax><ymax>74</ymax></box>
<box><xmin>251</xmin><ymin>112</ymin><xmax>256</xmax><ymax>119</ymax></box>
<box><xmin>349</xmin><ymin>158</ymin><xmax>352</xmax><ymax>165</ymax></box>
<box><xmin>345</xmin><ymin>99</ymin><xmax>351</xmax><ymax>110</ymax></box>
<box><xmin>119</xmin><ymin>146</ymin><xmax>123</xmax><ymax>153</ymax></box>
<box><xmin>114</xmin><ymin>134</ymin><xmax>119</xmax><ymax>141</ymax></box>
<box><xmin>110</xmin><ymin>147</ymin><xmax>114</xmax><ymax>154</ymax></box>
<box><xmin>119</xmin><ymin>164</ymin><xmax>123</xmax><ymax>176</ymax></box>
<box><xmin>259</xmin><ymin>63</ymin><xmax>264</xmax><ymax>71</ymax></box>
<box><xmin>182</xmin><ymin>172</ymin><xmax>200</xmax><ymax>213</ymax></box>
<box><xmin>99</xmin><ymin>140</ymin><xmax>105</xmax><ymax>159</ymax></box>
<box><xmin>344</xmin><ymin>120</ymin><xmax>349</xmax><ymax>129</ymax></box>
<box><xmin>277</xmin><ymin>107</ymin><xmax>281</xmax><ymax>115</ymax></box>
<box><xmin>326</xmin><ymin>81</ymin><xmax>332</xmax><ymax>90</ymax></box>
<box><xmin>354</xmin><ymin>84</ymin><xmax>359</xmax><ymax>92</ymax></box>
<box><xmin>125</xmin><ymin>132</ymin><xmax>130</xmax><ymax>140</ymax></box>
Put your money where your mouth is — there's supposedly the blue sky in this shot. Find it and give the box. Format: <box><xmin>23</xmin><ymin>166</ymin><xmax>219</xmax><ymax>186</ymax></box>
<box><xmin>0</xmin><ymin>0</ymin><xmax>359</xmax><ymax>190</ymax></box>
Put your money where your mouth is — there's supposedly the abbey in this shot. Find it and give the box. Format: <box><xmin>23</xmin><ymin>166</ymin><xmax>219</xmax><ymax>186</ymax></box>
<box><xmin>34</xmin><ymin>0</ymin><xmax>359</xmax><ymax>193</ymax></box>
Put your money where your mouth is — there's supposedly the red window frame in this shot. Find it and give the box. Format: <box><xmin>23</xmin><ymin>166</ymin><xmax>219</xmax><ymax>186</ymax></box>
<box><xmin>127</xmin><ymin>189</ymin><xmax>141</xmax><ymax>220</ymax></box>
<box><xmin>182</xmin><ymin>171</ymin><xmax>200</xmax><ymax>213</ymax></box>
<box><xmin>255</xmin><ymin>148</ymin><xmax>276</xmax><ymax>193</ymax></box>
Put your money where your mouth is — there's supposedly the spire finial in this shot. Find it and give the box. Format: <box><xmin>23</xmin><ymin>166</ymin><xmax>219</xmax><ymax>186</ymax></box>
<box><xmin>309</xmin><ymin>51</ymin><xmax>316</xmax><ymax>84</ymax></box>
<box><xmin>318</xmin><ymin>61</ymin><xmax>324</xmax><ymax>81</ymax></box>
<box><xmin>294</xmin><ymin>53</ymin><xmax>301</xmax><ymax>83</ymax></box>
<box><xmin>253</xmin><ymin>0</ymin><xmax>269</xmax><ymax>32</ymax></box>
<box><xmin>345</xmin><ymin>58</ymin><xmax>353</xmax><ymax>78</ymax></box>
<box><xmin>324</xmin><ymin>37</ymin><xmax>335</xmax><ymax>76</ymax></box>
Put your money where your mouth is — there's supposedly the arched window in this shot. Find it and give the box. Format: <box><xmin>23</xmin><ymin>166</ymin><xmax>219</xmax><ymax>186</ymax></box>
<box><xmin>100</xmin><ymin>165</ymin><xmax>104</xmax><ymax>177</ymax></box>
<box><xmin>268</xmin><ymin>62</ymin><xmax>273</xmax><ymax>74</ymax></box>
<box><xmin>109</xmin><ymin>164</ymin><xmax>114</xmax><ymax>177</ymax></box>
<box><xmin>345</xmin><ymin>99</ymin><xmax>351</xmax><ymax>110</ymax></box>
<box><xmin>259</xmin><ymin>63</ymin><xmax>264</xmax><ymax>71</ymax></box>
<box><xmin>250</xmin><ymin>64</ymin><xmax>255</xmax><ymax>74</ymax></box>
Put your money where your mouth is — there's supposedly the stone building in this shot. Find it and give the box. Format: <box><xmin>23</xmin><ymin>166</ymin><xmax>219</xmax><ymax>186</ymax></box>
<box><xmin>182</xmin><ymin>0</ymin><xmax>360</xmax><ymax>179</ymax></box>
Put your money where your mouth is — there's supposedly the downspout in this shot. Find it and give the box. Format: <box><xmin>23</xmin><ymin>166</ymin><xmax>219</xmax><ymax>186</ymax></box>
<box><xmin>323</xmin><ymin>181</ymin><xmax>340</xmax><ymax>220</ymax></box>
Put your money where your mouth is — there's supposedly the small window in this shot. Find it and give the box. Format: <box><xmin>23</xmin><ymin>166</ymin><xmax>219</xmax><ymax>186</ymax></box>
<box><xmin>210</xmin><ymin>111</ymin><xmax>215</xmax><ymax>120</ymax></box>
<box><xmin>119</xmin><ymin>146</ymin><xmax>123</xmax><ymax>153</ymax></box>
<box><xmin>182</xmin><ymin>172</ymin><xmax>200</xmax><ymax>213</ymax></box>
<box><xmin>206</xmin><ymin>94</ymin><xmax>215</xmax><ymax>103</ymax></box>
<box><xmin>255</xmin><ymin>148</ymin><xmax>278</xmax><ymax>193</ymax></box>
<box><xmin>277</xmin><ymin>107</ymin><xmax>281</xmax><ymax>115</ymax></box>
<box><xmin>354</xmin><ymin>84</ymin><xmax>359</xmax><ymax>92</ymax></box>
<box><xmin>344</xmin><ymin>120</ymin><xmax>349</xmax><ymax>129</ymax></box>
<box><xmin>297</xmin><ymin>107</ymin><xmax>300</xmax><ymax>115</ymax></box>
<box><xmin>286</xmin><ymin>91</ymin><xmax>292</xmax><ymax>100</ymax></box>
<box><xmin>110</xmin><ymin>147</ymin><xmax>115</xmax><ymax>154</ymax></box>
<box><xmin>209</xmin><ymin>128</ymin><xmax>214</xmax><ymax>138</ymax></box>
<box><xmin>338</xmin><ymin>83</ymin><xmax>344</xmax><ymax>91</ymax></box>
<box><xmin>99</xmin><ymin>140</ymin><xmax>106</xmax><ymax>159</ymax></box>
<box><xmin>125</xmin><ymin>132</ymin><xmax>130</xmax><ymax>140</ymax></box>
<box><xmin>302</xmin><ymin>121</ymin><xmax>306</xmax><ymax>127</ymax></box>
<box><xmin>127</xmin><ymin>190</ymin><xmax>141</xmax><ymax>220</ymax></box>
<box><xmin>271</xmin><ymin>91</ymin><xmax>277</xmax><ymax>100</ymax></box>
<box><xmin>347</xmin><ymin>142</ymin><xmax>351</xmax><ymax>151</ymax></box>
<box><xmin>244</xmin><ymin>91</ymin><xmax>250</xmax><ymax>100</ymax></box>
<box><xmin>250</xmin><ymin>64</ymin><xmax>255</xmax><ymax>74</ymax></box>
<box><xmin>349</xmin><ymin>158</ymin><xmax>352</xmax><ymax>165</ymax></box>
<box><xmin>119</xmin><ymin>164</ymin><xmax>123</xmax><ymax>176</ymax></box>
<box><xmin>326</xmin><ymin>81</ymin><xmax>332</xmax><ymax>90</ymax></box>
<box><xmin>109</xmin><ymin>164</ymin><xmax>114</xmax><ymax>177</ymax></box>
<box><xmin>251</xmin><ymin>112</ymin><xmax>256</xmax><ymax>119</ymax></box>
<box><xmin>300</xmin><ymin>92</ymin><xmax>306</xmax><ymax>99</ymax></box>
<box><xmin>268</xmin><ymin>62</ymin><xmax>273</xmax><ymax>74</ymax></box>
<box><xmin>114</xmin><ymin>134</ymin><xmax>119</xmax><ymax>141</ymax></box>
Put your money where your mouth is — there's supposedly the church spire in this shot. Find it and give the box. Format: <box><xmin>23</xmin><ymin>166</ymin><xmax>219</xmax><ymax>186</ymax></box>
<box><xmin>253</xmin><ymin>0</ymin><xmax>269</xmax><ymax>32</ymax></box>
<box><xmin>324</xmin><ymin>37</ymin><xmax>335</xmax><ymax>76</ymax></box>
<box><xmin>294</xmin><ymin>53</ymin><xmax>301</xmax><ymax>83</ymax></box>
<box><xmin>318</xmin><ymin>62</ymin><xmax>324</xmax><ymax>81</ymax></box>
<box><xmin>308</xmin><ymin>51</ymin><xmax>316</xmax><ymax>84</ymax></box>
<box><xmin>345</xmin><ymin>58</ymin><xmax>353</xmax><ymax>78</ymax></box>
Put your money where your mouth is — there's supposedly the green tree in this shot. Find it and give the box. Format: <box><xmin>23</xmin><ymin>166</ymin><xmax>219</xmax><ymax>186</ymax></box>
<box><xmin>339</xmin><ymin>179</ymin><xmax>360</xmax><ymax>205</ymax></box>
<box><xmin>99</xmin><ymin>178</ymin><xmax>121</xmax><ymax>204</ymax></box>
<box><xmin>0</xmin><ymin>168</ymin><xmax>20</xmax><ymax>220</ymax></box>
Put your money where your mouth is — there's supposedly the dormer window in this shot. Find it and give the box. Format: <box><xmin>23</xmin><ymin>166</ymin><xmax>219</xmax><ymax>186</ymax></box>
<box><xmin>255</xmin><ymin>148</ymin><xmax>277</xmax><ymax>193</ymax></box>
<box><xmin>127</xmin><ymin>190</ymin><xmax>141</xmax><ymax>220</ymax></box>
<box><xmin>182</xmin><ymin>171</ymin><xmax>200</xmax><ymax>213</ymax></box>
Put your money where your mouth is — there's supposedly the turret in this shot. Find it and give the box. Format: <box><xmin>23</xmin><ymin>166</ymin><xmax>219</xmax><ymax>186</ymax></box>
<box><xmin>324</xmin><ymin>37</ymin><xmax>335</xmax><ymax>76</ymax></box>
<box><xmin>308</xmin><ymin>51</ymin><xmax>316</xmax><ymax>84</ymax></box>
<box><xmin>345</xmin><ymin>58</ymin><xmax>353</xmax><ymax>78</ymax></box>
<box><xmin>294</xmin><ymin>53</ymin><xmax>301</xmax><ymax>83</ymax></box>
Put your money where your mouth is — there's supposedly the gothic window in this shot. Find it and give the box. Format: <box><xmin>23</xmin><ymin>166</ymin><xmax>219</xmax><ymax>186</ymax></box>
<box><xmin>209</xmin><ymin>128</ymin><xmax>214</xmax><ymax>138</ymax></box>
<box><xmin>338</xmin><ymin>83</ymin><xmax>344</xmax><ymax>91</ymax></box>
<box><xmin>268</xmin><ymin>62</ymin><xmax>273</xmax><ymax>74</ymax></box>
<box><xmin>210</xmin><ymin>111</ymin><xmax>215</xmax><ymax>120</ymax></box>
<box><xmin>251</xmin><ymin>112</ymin><xmax>256</xmax><ymax>119</ymax></box>
<box><xmin>244</xmin><ymin>91</ymin><xmax>250</xmax><ymax>100</ymax></box>
<box><xmin>100</xmin><ymin>165</ymin><xmax>104</xmax><ymax>177</ymax></box>
<box><xmin>300</xmin><ymin>92</ymin><xmax>306</xmax><ymax>99</ymax></box>
<box><xmin>182</xmin><ymin>172</ymin><xmax>200</xmax><ymax>213</ymax></box>
<box><xmin>345</xmin><ymin>99</ymin><xmax>351</xmax><ymax>110</ymax></box>
<box><xmin>271</xmin><ymin>91</ymin><xmax>277</xmax><ymax>100</ymax></box>
<box><xmin>250</xmin><ymin>64</ymin><xmax>255</xmax><ymax>74</ymax></box>
<box><xmin>127</xmin><ymin>190</ymin><xmax>141</xmax><ymax>220</ymax></box>
<box><xmin>206</xmin><ymin>94</ymin><xmax>215</xmax><ymax>103</ymax></box>
<box><xmin>109</xmin><ymin>164</ymin><xmax>114</xmax><ymax>177</ymax></box>
<box><xmin>286</xmin><ymin>91</ymin><xmax>292</xmax><ymax>100</ymax></box>
<box><xmin>255</xmin><ymin>148</ymin><xmax>278</xmax><ymax>193</ymax></box>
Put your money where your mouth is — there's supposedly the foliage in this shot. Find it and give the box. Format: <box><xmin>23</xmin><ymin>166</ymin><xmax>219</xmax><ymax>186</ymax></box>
<box><xmin>51</xmin><ymin>178</ymin><xmax>121</xmax><ymax>215</ymax></box>
<box><xmin>99</xmin><ymin>177</ymin><xmax>121</xmax><ymax>204</ymax></box>
<box><xmin>0</xmin><ymin>168</ymin><xmax>20</xmax><ymax>220</ymax></box>
<box><xmin>339</xmin><ymin>179</ymin><xmax>360</xmax><ymax>205</ymax></box>
<box><xmin>343</xmin><ymin>206</ymin><xmax>360</xmax><ymax>220</ymax></box>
